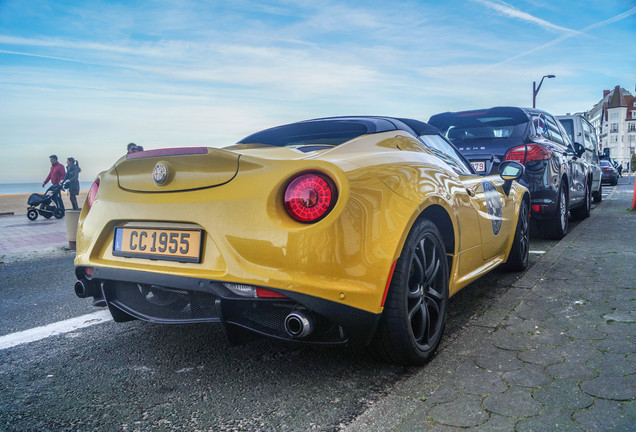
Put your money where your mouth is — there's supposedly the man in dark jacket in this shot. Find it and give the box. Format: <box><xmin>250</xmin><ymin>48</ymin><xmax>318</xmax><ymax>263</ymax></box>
<box><xmin>42</xmin><ymin>155</ymin><xmax>66</xmax><ymax>188</ymax></box>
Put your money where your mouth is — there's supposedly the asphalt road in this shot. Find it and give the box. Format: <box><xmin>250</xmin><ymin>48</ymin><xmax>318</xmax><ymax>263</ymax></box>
<box><xmin>0</xmin><ymin>193</ymin><xmax>609</xmax><ymax>431</ymax></box>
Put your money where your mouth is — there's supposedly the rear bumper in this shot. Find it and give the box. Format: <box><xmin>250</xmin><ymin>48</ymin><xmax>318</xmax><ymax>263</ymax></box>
<box><xmin>601</xmin><ymin>173</ymin><xmax>617</xmax><ymax>183</ymax></box>
<box><xmin>75</xmin><ymin>266</ymin><xmax>380</xmax><ymax>346</ymax></box>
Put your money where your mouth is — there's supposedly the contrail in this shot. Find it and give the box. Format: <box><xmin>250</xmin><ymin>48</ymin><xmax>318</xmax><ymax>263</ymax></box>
<box><xmin>470</xmin><ymin>6</ymin><xmax>636</xmax><ymax>76</ymax></box>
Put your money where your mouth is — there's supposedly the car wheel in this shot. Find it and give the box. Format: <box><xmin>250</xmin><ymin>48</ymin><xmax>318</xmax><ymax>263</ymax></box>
<box><xmin>544</xmin><ymin>182</ymin><xmax>568</xmax><ymax>240</ymax></box>
<box><xmin>571</xmin><ymin>182</ymin><xmax>591</xmax><ymax>220</ymax></box>
<box><xmin>501</xmin><ymin>198</ymin><xmax>529</xmax><ymax>272</ymax></box>
<box><xmin>27</xmin><ymin>209</ymin><xmax>38</xmax><ymax>221</ymax></box>
<box><xmin>370</xmin><ymin>218</ymin><xmax>448</xmax><ymax>365</ymax></box>
<box><xmin>592</xmin><ymin>184</ymin><xmax>602</xmax><ymax>203</ymax></box>
<box><xmin>54</xmin><ymin>208</ymin><xmax>65</xmax><ymax>219</ymax></box>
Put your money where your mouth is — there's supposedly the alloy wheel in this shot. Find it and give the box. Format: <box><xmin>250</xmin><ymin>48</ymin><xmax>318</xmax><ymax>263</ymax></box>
<box><xmin>407</xmin><ymin>233</ymin><xmax>446</xmax><ymax>351</ymax></box>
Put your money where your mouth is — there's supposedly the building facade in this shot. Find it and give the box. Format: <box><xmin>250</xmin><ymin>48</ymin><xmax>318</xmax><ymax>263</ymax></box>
<box><xmin>587</xmin><ymin>86</ymin><xmax>636</xmax><ymax>169</ymax></box>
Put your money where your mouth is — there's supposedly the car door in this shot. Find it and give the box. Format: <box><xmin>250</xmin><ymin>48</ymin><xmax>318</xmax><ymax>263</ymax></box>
<box><xmin>418</xmin><ymin>134</ymin><xmax>516</xmax><ymax>262</ymax></box>
<box><xmin>461</xmin><ymin>175</ymin><xmax>516</xmax><ymax>261</ymax></box>
<box><xmin>558</xmin><ymin>118</ymin><xmax>587</xmax><ymax>202</ymax></box>
<box><xmin>545</xmin><ymin>114</ymin><xmax>584</xmax><ymax>203</ymax></box>
<box><xmin>583</xmin><ymin>119</ymin><xmax>601</xmax><ymax>191</ymax></box>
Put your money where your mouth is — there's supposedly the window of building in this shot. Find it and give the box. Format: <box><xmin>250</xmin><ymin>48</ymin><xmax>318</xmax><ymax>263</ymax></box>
<box><xmin>629</xmin><ymin>135</ymin><xmax>635</xmax><ymax>143</ymax></box>
<box><xmin>632</xmin><ymin>111</ymin><xmax>636</xmax><ymax>118</ymax></box>
<box><xmin>611</xmin><ymin>112</ymin><xmax>619</xmax><ymax>119</ymax></box>
<box><xmin>611</xmin><ymin>135</ymin><xmax>618</xmax><ymax>143</ymax></box>
<box><xmin>610</xmin><ymin>123</ymin><xmax>619</xmax><ymax>133</ymax></box>
<box><xmin>629</xmin><ymin>123</ymin><xmax>636</xmax><ymax>132</ymax></box>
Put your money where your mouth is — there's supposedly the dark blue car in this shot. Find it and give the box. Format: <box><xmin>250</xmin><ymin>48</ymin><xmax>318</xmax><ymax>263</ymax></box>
<box><xmin>429</xmin><ymin>107</ymin><xmax>591</xmax><ymax>240</ymax></box>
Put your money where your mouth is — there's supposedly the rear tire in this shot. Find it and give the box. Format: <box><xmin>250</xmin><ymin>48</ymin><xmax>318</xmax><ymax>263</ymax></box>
<box><xmin>369</xmin><ymin>218</ymin><xmax>449</xmax><ymax>365</ymax></box>
<box><xmin>501</xmin><ymin>198</ymin><xmax>529</xmax><ymax>272</ymax></box>
<box><xmin>27</xmin><ymin>209</ymin><xmax>38</xmax><ymax>221</ymax></box>
<box><xmin>592</xmin><ymin>184</ymin><xmax>602</xmax><ymax>203</ymax></box>
<box><xmin>571</xmin><ymin>182</ymin><xmax>591</xmax><ymax>220</ymax></box>
<box><xmin>543</xmin><ymin>183</ymin><xmax>568</xmax><ymax>240</ymax></box>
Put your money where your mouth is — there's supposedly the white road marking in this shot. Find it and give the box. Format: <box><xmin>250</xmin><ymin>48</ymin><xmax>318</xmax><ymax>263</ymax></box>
<box><xmin>0</xmin><ymin>310</ymin><xmax>112</xmax><ymax>351</ymax></box>
<box><xmin>529</xmin><ymin>250</ymin><xmax>547</xmax><ymax>254</ymax></box>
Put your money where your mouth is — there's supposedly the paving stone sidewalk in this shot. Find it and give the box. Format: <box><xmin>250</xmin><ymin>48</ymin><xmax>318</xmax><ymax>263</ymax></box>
<box><xmin>345</xmin><ymin>185</ymin><xmax>636</xmax><ymax>431</ymax></box>
<box><xmin>0</xmin><ymin>214</ymin><xmax>70</xmax><ymax>263</ymax></box>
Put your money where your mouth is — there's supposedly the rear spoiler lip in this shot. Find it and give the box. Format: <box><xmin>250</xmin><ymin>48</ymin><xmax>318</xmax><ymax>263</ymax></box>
<box><xmin>127</xmin><ymin>147</ymin><xmax>209</xmax><ymax>159</ymax></box>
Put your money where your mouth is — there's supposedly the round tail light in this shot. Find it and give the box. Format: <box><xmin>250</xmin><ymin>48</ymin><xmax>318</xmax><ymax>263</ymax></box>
<box><xmin>284</xmin><ymin>173</ymin><xmax>337</xmax><ymax>223</ymax></box>
<box><xmin>87</xmin><ymin>180</ymin><xmax>100</xmax><ymax>209</ymax></box>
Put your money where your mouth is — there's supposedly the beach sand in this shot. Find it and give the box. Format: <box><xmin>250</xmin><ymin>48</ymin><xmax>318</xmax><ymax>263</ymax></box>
<box><xmin>0</xmin><ymin>191</ymin><xmax>88</xmax><ymax>216</ymax></box>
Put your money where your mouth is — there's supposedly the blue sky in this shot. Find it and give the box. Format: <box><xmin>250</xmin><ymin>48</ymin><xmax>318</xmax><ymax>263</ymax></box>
<box><xmin>1</xmin><ymin>0</ymin><xmax>635</xmax><ymax>183</ymax></box>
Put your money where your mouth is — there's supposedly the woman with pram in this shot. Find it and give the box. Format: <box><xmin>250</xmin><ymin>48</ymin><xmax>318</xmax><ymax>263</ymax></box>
<box><xmin>62</xmin><ymin>157</ymin><xmax>81</xmax><ymax>210</ymax></box>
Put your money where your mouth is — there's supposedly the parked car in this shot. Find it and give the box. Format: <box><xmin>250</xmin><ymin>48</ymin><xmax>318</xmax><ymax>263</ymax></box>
<box><xmin>557</xmin><ymin>114</ymin><xmax>603</xmax><ymax>203</ymax></box>
<box><xmin>429</xmin><ymin>106</ymin><xmax>591</xmax><ymax>240</ymax></box>
<box><xmin>600</xmin><ymin>159</ymin><xmax>619</xmax><ymax>185</ymax></box>
<box><xmin>73</xmin><ymin>116</ymin><xmax>530</xmax><ymax>365</ymax></box>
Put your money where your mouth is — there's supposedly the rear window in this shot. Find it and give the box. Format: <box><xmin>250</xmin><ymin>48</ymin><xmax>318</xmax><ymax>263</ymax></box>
<box><xmin>429</xmin><ymin>108</ymin><xmax>529</xmax><ymax>145</ymax></box>
<box><xmin>600</xmin><ymin>160</ymin><xmax>612</xmax><ymax>167</ymax></box>
<box><xmin>559</xmin><ymin>119</ymin><xmax>574</xmax><ymax>142</ymax></box>
<box><xmin>238</xmin><ymin>120</ymin><xmax>374</xmax><ymax>147</ymax></box>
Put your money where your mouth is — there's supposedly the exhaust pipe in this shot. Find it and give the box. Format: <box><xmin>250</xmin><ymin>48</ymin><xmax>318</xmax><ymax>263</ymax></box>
<box><xmin>75</xmin><ymin>279</ymin><xmax>98</xmax><ymax>298</ymax></box>
<box><xmin>284</xmin><ymin>310</ymin><xmax>315</xmax><ymax>338</ymax></box>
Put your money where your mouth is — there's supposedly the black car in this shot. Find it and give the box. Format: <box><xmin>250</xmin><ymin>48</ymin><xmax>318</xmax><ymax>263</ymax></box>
<box><xmin>429</xmin><ymin>107</ymin><xmax>591</xmax><ymax>240</ymax></box>
<box><xmin>600</xmin><ymin>159</ymin><xmax>619</xmax><ymax>185</ymax></box>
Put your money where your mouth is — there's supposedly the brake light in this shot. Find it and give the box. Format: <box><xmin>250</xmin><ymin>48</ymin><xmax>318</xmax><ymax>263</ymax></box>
<box><xmin>284</xmin><ymin>173</ymin><xmax>337</xmax><ymax>223</ymax></box>
<box><xmin>504</xmin><ymin>144</ymin><xmax>552</xmax><ymax>163</ymax></box>
<box><xmin>87</xmin><ymin>180</ymin><xmax>100</xmax><ymax>209</ymax></box>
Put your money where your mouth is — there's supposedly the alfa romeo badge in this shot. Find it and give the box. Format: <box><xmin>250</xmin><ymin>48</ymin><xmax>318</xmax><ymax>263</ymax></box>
<box><xmin>152</xmin><ymin>163</ymin><xmax>168</xmax><ymax>185</ymax></box>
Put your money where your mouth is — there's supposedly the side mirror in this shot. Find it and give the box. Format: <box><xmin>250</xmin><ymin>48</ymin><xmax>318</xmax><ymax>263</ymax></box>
<box><xmin>573</xmin><ymin>142</ymin><xmax>585</xmax><ymax>158</ymax></box>
<box><xmin>499</xmin><ymin>161</ymin><xmax>524</xmax><ymax>195</ymax></box>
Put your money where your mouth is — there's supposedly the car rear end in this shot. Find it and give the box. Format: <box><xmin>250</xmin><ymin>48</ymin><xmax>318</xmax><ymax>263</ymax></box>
<box><xmin>429</xmin><ymin>107</ymin><xmax>563</xmax><ymax>219</ymax></box>
<box><xmin>74</xmin><ymin>134</ymin><xmax>418</xmax><ymax>347</ymax></box>
<box><xmin>428</xmin><ymin>107</ymin><xmax>531</xmax><ymax>175</ymax></box>
<box><xmin>600</xmin><ymin>160</ymin><xmax>618</xmax><ymax>184</ymax></box>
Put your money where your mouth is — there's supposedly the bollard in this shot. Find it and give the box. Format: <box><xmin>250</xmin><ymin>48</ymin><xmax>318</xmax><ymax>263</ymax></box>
<box><xmin>65</xmin><ymin>209</ymin><xmax>81</xmax><ymax>249</ymax></box>
<box><xmin>632</xmin><ymin>176</ymin><xmax>636</xmax><ymax>210</ymax></box>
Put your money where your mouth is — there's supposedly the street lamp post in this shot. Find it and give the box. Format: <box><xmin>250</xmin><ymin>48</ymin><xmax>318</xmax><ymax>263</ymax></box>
<box><xmin>532</xmin><ymin>74</ymin><xmax>556</xmax><ymax>108</ymax></box>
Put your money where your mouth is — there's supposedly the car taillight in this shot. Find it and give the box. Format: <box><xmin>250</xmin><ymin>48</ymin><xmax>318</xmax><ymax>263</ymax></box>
<box><xmin>255</xmin><ymin>287</ymin><xmax>288</xmax><ymax>298</ymax></box>
<box><xmin>284</xmin><ymin>173</ymin><xmax>337</xmax><ymax>223</ymax></box>
<box><xmin>504</xmin><ymin>144</ymin><xmax>552</xmax><ymax>163</ymax></box>
<box><xmin>87</xmin><ymin>180</ymin><xmax>100</xmax><ymax>209</ymax></box>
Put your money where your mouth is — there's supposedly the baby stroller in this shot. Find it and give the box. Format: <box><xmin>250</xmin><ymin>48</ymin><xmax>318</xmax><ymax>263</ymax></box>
<box><xmin>26</xmin><ymin>183</ymin><xmax>66</xmax><ymax>221</ymax></box>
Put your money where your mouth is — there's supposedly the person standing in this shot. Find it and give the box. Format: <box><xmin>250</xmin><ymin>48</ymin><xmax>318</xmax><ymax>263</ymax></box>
<box><xmin>42</xmin><ymin>154</ymin><xmax>66</xmax><ymax>188</ymax></box>
<box><xmin>62</xmin><ymin>157</ymin><xmax>81</xmax><ymax>210</ymax></box>
<box><xmin>617</xmin><ymin>163</ymin><xmax>623</xmax><ymax>178</ymax></box>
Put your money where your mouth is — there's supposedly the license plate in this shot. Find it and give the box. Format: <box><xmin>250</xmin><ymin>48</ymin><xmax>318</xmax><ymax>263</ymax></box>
<box><xmin>113</xmin><ymin>227</ymin><xmax>203</xmax><ymax>263</ymax></box>
<box><xmin>471</xmin><ymin>161</ymin><xmax>486</xmax><ymax>172</ymax></box>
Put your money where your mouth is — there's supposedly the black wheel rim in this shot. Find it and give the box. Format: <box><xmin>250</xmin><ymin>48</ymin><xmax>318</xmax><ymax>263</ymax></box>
<box><xmin>519</xmin><ymin>203</ymin><xmax>529</xmax><ymax>261</ymax></box>
<box><xmin>407</xmin><ymin>233</ymin><xmax>446</xmax><ymax>351</ymax></box>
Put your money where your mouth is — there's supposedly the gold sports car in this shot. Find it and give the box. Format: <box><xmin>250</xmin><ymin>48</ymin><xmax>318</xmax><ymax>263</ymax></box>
<box><xmin>74</xmin><ymin>116</ymin><xmax>529</xmax><ymax>365</ymax></box>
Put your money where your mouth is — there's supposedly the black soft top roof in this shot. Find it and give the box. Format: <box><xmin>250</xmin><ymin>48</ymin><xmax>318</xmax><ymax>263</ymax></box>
<box><xmin>238</xmin><ymin>116</ymin><xmax>440</xmax><ymax>147</ymax></box>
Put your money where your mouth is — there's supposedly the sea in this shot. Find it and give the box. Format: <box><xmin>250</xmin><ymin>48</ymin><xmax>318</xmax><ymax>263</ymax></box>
<box><xmin>0</xmin><ymin>182</ymin><xmax>94</xmax><ymax>195</ymax></box>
